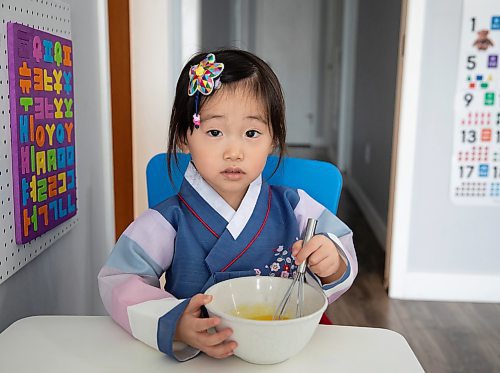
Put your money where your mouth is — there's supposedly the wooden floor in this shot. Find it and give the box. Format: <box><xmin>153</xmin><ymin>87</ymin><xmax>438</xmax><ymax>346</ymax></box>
<box><xmin>325</xmin><ymin>190</ymin><xmax>500</xmax><ymax>373</ymax></box>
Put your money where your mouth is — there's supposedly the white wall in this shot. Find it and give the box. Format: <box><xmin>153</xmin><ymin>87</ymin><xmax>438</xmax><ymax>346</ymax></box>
<box><xmin>389</xmin><ymin>0</ymin><xmax>500</xmax><ymax>302</ymax></box>
<box><xmin>0</xmin><ymin>0</ymin><xmax>115</xmax><ymax>331</ymax></box>
<box><xmin>130</xmin><ymin>0</ymin><xmax>169</xmax><ymax>217</ymax></box>
<box><xmin>130</xmin><ymin>0</ymin><xmax>200</xmax><ymax>217</ymax></box>
<box><xmin>253</xmin><ymin>0</ymin><xmax>323</xmax><ymax>146</ymax></box>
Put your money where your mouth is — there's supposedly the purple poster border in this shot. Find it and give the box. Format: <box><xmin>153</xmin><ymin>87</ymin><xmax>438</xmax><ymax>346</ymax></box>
<box><xmin>7</xmin><ymin>23</ymin><xmax>77</xmax><ymax>244</ymax></box>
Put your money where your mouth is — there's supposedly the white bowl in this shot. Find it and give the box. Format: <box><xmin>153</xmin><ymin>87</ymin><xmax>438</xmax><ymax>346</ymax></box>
<box><xmin>204</xmin><ymin>276</ymin><xmax>328</xmax><ymax>364</ymax></box>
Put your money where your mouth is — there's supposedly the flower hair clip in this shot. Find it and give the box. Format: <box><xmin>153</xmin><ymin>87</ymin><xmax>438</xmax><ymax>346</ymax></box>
<box><xmin>188</xmin><ymin>53</ymin><xmax>224</xmax><ymax>128</ymax></box>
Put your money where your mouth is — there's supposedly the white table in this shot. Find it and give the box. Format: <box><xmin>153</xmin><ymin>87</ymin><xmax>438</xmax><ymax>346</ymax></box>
<box><xmin>0</xmin><ymin>316</ymin><xmax>424</xmax><ymax>372</ymax></box>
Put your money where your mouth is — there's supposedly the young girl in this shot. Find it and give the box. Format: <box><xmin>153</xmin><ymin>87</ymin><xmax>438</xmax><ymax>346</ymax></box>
<box><xmin>98</xmin><ymin>49</ymin><xmax>357</xmax><ymax>362</ymax></box>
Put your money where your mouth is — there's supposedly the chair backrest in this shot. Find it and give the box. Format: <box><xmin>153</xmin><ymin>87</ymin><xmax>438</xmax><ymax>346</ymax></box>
<box><xmin>146</xmin><ymin>153</ymin><xmax>343</xmax><ymax>213</ymax></box>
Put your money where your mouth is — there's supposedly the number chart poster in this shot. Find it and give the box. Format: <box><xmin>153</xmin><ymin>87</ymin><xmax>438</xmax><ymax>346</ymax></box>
<box><xmin>452</xmin><ymin>0</ymin><xmax>500</xmax><ymax>205</ymax></box>
<box><xmin>7</xmin><ymin>23</ymin><xmax>77</xmax><ymax>244</ymax></box>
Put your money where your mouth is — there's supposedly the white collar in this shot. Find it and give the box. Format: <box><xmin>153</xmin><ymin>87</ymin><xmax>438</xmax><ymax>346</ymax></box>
<box><xmin>184</xmin><ymin>162</ymin><xmax>262</xmax><ymax>239</ymax></box>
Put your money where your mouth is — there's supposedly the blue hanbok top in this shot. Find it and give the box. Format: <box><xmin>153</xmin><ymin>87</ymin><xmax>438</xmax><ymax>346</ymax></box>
<box><xmin>98</xmin><ymin>162</ymin><xmax>357</xmax><ymax>361</ymax></box>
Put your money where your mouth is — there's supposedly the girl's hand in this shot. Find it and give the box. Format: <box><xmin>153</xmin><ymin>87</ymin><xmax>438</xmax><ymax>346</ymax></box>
<box><xmin>174</xmin><ymin>294</ymin><xmax>237</xmax><ymax>359</ymax></box>
<box><xmin>291</xmin><ymin>234</ymin><xmax>346</xmax><ymax>284</ymax></box>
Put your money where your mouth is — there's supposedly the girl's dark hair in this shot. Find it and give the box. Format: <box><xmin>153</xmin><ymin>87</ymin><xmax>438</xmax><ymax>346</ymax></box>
<box><xmin>167</xmin><ymin>49</ymin><xmax>286</xmax><ymax>182</ymax></box>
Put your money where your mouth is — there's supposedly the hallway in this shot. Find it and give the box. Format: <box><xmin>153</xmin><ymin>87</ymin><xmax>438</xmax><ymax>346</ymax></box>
<box><xmin>328</xmin><ymin>190</ymin><xmax>500</xmax><ymax>373</ymax></box>
<box><xmin>286</xmin><ymin>145</ymin><xmax>500</xmax><ymax>372</ymax></box>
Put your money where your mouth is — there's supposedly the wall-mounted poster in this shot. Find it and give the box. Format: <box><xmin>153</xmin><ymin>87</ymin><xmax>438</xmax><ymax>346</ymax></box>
<box><xmin>7</xmin><ymin>23</ymin><xmax>77</xmax><ymax>244</ymax></box>
<box><xmin>451</xmin><ymin>0</ymin><xmax>500</xmax><ymax>205</ymax></box>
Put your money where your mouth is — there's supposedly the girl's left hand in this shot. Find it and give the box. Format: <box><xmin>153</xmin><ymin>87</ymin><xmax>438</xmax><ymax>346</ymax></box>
<box><xmin>291</xmin><ymin>234</ymin><xmax>343</xmax><ymax>280</ymax></box>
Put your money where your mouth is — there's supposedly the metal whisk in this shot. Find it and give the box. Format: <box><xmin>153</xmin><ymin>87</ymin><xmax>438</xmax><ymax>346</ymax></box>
<box><xmin>273</xmin><ymin>218</ymin><xmax>318</xmax><ymax>320</ymax></box>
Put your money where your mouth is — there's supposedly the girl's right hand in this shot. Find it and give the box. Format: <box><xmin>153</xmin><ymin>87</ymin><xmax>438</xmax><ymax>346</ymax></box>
<box><xmin>174</xmin><ymin>293</ymin><xmax>237</xmax><ymax>359</ymax></box>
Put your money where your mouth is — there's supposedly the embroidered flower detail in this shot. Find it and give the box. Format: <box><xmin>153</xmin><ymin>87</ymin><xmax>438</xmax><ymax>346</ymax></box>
<box><xmin>265</xmin><ymin>244</ymin><xmax>296</xmax><ymax>277</ymax></box>
<box><xmin>270</xmin><ymin>262</ymin><xmax>280</xmax><ymax>272</ymax></box>
<box><xmin>270</xmin><ymin>272</ymin><xmax>276</xmax><ymax>277</ymax></box>
<box><xmin>254</xmin><ymin>268</ymin><xmax>261</xmax><ymax>276</ymax></box>
<box><xmin>188</xmin><ymin>53</ymin><xmax>224</xmax><ymax>96</ymax></box>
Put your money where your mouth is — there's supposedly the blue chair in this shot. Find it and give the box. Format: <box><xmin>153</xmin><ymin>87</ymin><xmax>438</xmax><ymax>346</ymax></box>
<box><xmin>146</xmin><ymin>153</ymin><xmax>342</xmax><ymax>325</ymax></box>
<box><xmin>146</xmin><ymin>153</ymin><xmax>342</xmax><ymax>213</ymax></box>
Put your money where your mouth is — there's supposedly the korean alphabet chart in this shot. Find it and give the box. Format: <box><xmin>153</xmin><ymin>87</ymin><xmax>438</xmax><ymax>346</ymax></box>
<box><xmin>7</xmin><ymin>23</ymin><xmax>77</xmax><ymax>244</ymax></box>
<box><xmin>451</xmin><ymin>0</ymin><xmax>500</xmax><ymax>205</ymax></box>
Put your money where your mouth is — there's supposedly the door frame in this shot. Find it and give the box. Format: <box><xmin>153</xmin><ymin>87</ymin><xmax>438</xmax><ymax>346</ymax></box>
<box><xmin>337</xmin><ymin>0</ymin><xmax>359</xmax><ymax>173</ymax></box>
<box><xmin>384</xmin><ymin>0</ymin><xmax>421</xmax><ymax>291</ymax></box>
<box><xmin>108</xmin><ymin>0</ymin><xmax>134</xmax><ymax>239</ymax></box>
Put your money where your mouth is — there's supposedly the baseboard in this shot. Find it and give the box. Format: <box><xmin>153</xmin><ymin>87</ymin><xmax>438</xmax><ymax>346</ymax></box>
<box><xmin>345</xmin><ymin>176</ymin><xmax>387</xmax><ymax>250</ymax></box>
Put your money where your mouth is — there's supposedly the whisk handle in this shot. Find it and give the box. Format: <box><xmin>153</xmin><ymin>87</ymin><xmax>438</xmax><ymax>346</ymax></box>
<box><xmin>298</xmin><ymin>218</ymin><xmax>318</xmax><ymax>274</ymax></box>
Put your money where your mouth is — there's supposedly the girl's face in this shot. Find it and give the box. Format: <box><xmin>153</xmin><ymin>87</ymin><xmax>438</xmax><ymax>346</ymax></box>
<box><xmin>181</xmin><ymin>86</ymin><xmax>274</xmax><ymax>210</ymax></box>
